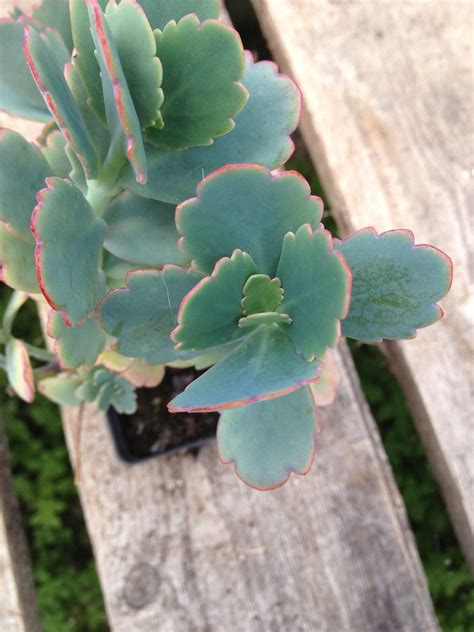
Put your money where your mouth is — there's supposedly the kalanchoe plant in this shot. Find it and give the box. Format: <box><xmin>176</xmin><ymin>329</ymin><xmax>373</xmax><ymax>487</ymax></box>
<box><xmin>0</xmin><ymin>0</ymin><xmax>452</xmax><ymax>490</ymax></box>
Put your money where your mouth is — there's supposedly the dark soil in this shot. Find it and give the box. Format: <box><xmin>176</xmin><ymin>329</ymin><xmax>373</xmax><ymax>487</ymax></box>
<box><xmin>108</xmin><ymin>367</ymin><xmax>218</xmax><ymax>462</ymax></box>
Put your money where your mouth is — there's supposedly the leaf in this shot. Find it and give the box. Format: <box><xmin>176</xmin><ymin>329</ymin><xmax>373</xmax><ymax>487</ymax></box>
<box><xmin>105</xmin><ymin>0</ymin><xmax>164</xmax><ymax>129</ymax></box>
<box><xmin>146</xmin><ymin>15</ymin><xmax>247</xmax><ymax>149</ymax></box>
<box><xmin>177</xmin><ymin>165</ymin><xmax>323</xmax><ymax>275</ymax></box>
<box><xmin>40</xmin><ymin>129</ymin><xmax>70</xmax><ymax>177</ymax></box>
<box><xmin>31</xmin><ymin>0</ymin><xmax>73</xmax><ymax>51</ymax></box>
<box><xmin>242</xmin><ymin>274</ymin><xmax>284</xmax><ymax>315</ymax></box>
<box><xmin>310</xmin><ymin>351</ymin><xmax>340</xmax><ymax>407</ymax></box>
<box><xmin>218</xmin><ymin>386</ymin><xmax>317</xmax><ymax>490</ymax></box>
<box><xmin>97</xmin><ymin>349</ymin><xmax>134</xmax><ymax>373</ymax></box>
<box><xmin>123</xmin><ymin>55</ymin><xmax>301</xmax><ymax>204</ymax></box>
<box><xmin>169</xmin><ymin>325</ymin><xmax>321</xmax><ymax>412</ymax></box>
<box><xmin>69</xmin><ymin>0</ymin><xmax>107</xmax><ymax>121</ymax></box>
<box><xmin>173</xmin><ymin>250</ymin><xmax>257</xmax><ymax>352</ymax></box>
<box><xmin>0</xmin><ymin>18</ymin><xmax>51</xmax><ymax>121</ymax></box>
<box><xmin>2</xmin><ymin>290</ymin><xmax>29</xmax><ymax>338</ymax></box>
<box><xmin>103</xmin><ymin>192</ymin><xmax>188</xmax><ymax>267</ymax></box>
<box><xmin>31</xmin><ymin>178</ymin><xmax>106</xmax><ymax>325</ymax></box>
<box><xmin>138</xmin><ymin>0</ymin><xmax>220</xmax><ymax>30</ymax></box>
<box><xmin>0</xmin><ymin>129</ymin><xmax>51</xmax><ymax>241</ymax></box>
<box><xmin>23</xmin><ymin>25</ymin><xmax>99</xmax><ymax>178</ymax></box>
<box><xmin>5</xmin><ymin>338</ymin><xmax>35</xmax><ymax>403</ymax></box>
<box><xmin>122</xmin><ymin>359</ymin><xmax>165</xmax><ymax>388</ymax></box>
<box><xmin>98</xmin><ymin>266</ymin><xmax>202</xmax><ymax>364</ymax></box>
<box><xmin>102</xmin><ymin>251</ymin><xmax>142</xmax><ymax>287</ymax></box>
<box><xmin>0</xmin><ymin>223</ymin><xmax>39</xmax><ymax>293</ymax></box>
<box><xmin>87</xmin><ymin>0</ymin><xmax>147</xmax><ymax>183</ymax></box>
<box><xmin>276</xmin><ymin>225</ymin><xmax>351</xmax><ymax>361</ymax></box>
<box><xmin>38</xmin><ymin>375</ymin><xmax>82</xmax><ymax>406</ymax></box>
<box><xmin>334</xmin><ymin>228</ymin><xmax>453</xmax><ymax>341</ymax></box>
<box><xmin>48</xmin><ymin>310</ymin><xmax>106</xmax><ymax>369</ymax></box>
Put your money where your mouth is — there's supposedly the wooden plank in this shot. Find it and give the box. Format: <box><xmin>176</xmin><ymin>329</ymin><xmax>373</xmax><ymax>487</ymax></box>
<box><xmin>56</xmin><ymin>345</ymin><xmax>439</xmax><ymax>632</ymax></box>
<box><xmin>0</xmin><ymin>418</ymin><xmax>42</xmax><ymax>632</ymax></box>
<box><xmin>251</xmin><ymin>0</ymin><xmax>474</xmax><ymax>571</ymax></box>
<box><xmin>0</xmin><ymin>2</ymin><xmax>438</xmax><ymax>629</ymax></box>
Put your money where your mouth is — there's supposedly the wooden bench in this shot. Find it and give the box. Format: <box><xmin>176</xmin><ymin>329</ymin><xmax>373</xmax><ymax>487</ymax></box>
<box><xmin>251</xmin><ymin>0</ymin><xmax>474</xmax><ymax>572</ymax></box>
<box><xmin>1</xmin><ymin>0</ymin><xmax>471</xmax><ymax>629</ymax></box>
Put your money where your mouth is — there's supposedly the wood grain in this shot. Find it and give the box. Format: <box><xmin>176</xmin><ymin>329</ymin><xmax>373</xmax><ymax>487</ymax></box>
<box><xmin>0</xmin><ymin>419</ymin><xmax>42</xmax><ymax>632</ymax></box>
<box><xmin>251</xmin><ymin>0</ymin><xmax>474</xmax><ymax>571</ymax></box>
<box><xmin>0</xmin><ymin>1</ymin><xmax>439</xmax><ymax>629</ymax></box>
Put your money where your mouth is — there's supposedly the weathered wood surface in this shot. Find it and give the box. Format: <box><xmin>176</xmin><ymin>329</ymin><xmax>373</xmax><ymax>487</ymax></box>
<box><xmin>56</xmin><ymin>345</ymin><xmax>439</xmax><ymax>632</ymax></box>
<box><xmin>251</xmin><ymin>0</ymin><xmax>474</xmax><ymax>571</ymax></box>
<box><xmin>0</xmin><ymin>418</ymin><xmax>42</xmax><ymax>632</ymax></box>
<box><xmin>0</xmin><ymin>2</ymin><xmax>440</xmax><ymax>630</ymax></box>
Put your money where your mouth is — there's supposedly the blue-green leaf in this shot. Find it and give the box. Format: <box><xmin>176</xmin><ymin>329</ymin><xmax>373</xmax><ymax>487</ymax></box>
<box><xmin>177</xmin><ymin>165</ymin><xmax>322</xmax><ymax>275</ymax></box>
<box><xmin>123</xmin><ymin>55</ymin><xmax>300</xmax><ymax>203</ymax></box>
<box><xmin>98</xmin><ymin>266</ymin><xmax>202</xmax><ymax>364</ymax></box>
<box><xmin>103</xmin><ymin>192</ymin><xmax>187</xmax><ymax>267</ymax></box>
<box><xmin>276</xmin><ymin>225</ymin><xmax>351</xmax><ymax>361</ymax></box>
<box><xmin>138</xmin><ymin>0</ymin><xmax>220</xmax><ymax>30</ymax></box>
<box><xmin>334</xmin><ymin>228</ymin><xmax>453</xmax><ymax>341</ymax></box>
<box><xmin>48</xmin><ymin>310</ymin><xmax>106</xmax><ymax>369</ymax></box>
<box><xmin>218</xmin><ymin>386</ymin><xmax>317</xmax><ymax>489</ymax></box>
<box><xmin>0</xmin><ymin>223</ymin><xmax>38</xmax><ymax>293</ymax></box>
<box><xmin>169</xmin><ymin>325</ymin><xmax>321</xmax><ymax>412</ymax></box>
<box><xmin>31</xmin><ymin>178</ymin><xmax>106</xmax><ymax>325</ymax></box>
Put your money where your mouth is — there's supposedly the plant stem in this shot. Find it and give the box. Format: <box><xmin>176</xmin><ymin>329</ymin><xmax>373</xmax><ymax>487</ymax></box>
<box><xmin>23</xmin><ymin>343</ymin><xmax>55</xmax><ymax>363</ymax></box>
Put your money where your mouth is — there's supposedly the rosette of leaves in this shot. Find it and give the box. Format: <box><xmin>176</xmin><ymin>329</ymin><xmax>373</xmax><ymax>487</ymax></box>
<box><xmin>0</xmin><ymin>0</ymin><xmax>300</xmax><ymax>412</ymax></box>
<box><xmin>98</xmin><ymin>165</ymin><xmax>453</xmax><ymax>489</ymax></box>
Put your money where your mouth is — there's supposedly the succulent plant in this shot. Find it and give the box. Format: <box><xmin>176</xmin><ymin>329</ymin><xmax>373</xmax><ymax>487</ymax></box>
<box><xmin>0</xmin><ymin>0</ymin><xmax>452</xmax><ymax>489</ymax></box>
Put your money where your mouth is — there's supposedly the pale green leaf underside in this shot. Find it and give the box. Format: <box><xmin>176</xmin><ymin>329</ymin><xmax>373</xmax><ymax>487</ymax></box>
<box><xmin>138</xmin><ymin>0</ymin><xmax>220</xmax><ymax>30</ymax></box>
<box><xmin>123</xmin><ymin>56</ymin><xmax>300</xmax><ymax>204</ymax></box>
<box><xmin>334</xmin><ymin>229</ymin><xmax>453</xmax><ymax>341</ymax></box>
<box><xmin>178</xmin><ymin>165</ymin><xmax>322</xmax><ymax>276</ymax></box>
<box><xmin>6</xmin><ymin>338</ymin><xmax>34</xmax><ymax>403</ymax></box>
<box><xmin>106</xmin><ymin>0</ymin><xmax>164</xmax><ymax>130</ymax></box>
<box><xmin>39</xmin><ymin>376</ymin><xmax>83</xmax><ymax>406</ymax></box>
<box><xmin>0</xmin><ymin>19</ymin><xmax>51</xmax><ymax>121</ymax></box>
<box><xmin>41</xmin><ymin>130</ymin><xmax>70</xmax><ymax>178</ymax></box>
<box><xmin>32</xmin><ymin>178</ymin><xmax>106</xmax><ymax>325</ymax></box>
<box><xmin>31</xmin><ymin>0</ymin><xmax>73</xmax><ymax>51</ymax></box>
<box><xmin>277</xmin><ymin>225</ymin><xmax>350</xmax><ymax>361</ymax></box>
<box><xmin>169</xmin><ymin>325</ymin><xmax>321</xmax><ymax>412</ymax></box>
<box><xmin>49</xmin><ymin>310</ymin><xmax>106</xmax><ymax>369</ymax></box>
<box><xmin>218</xmin><ymin>386</ymin><xmax>317</xmax><ymax>489</ymax></box>
<box><xmin>98</xmin><ymin>266</ymin><xmax>202</xmax><ymax>364</ymax></box>
<box><xmin>103</xmin><ymin>192</ymin><xmax>187</xmax><ymax>267</ymax></box>
<box><xmin>147</xmin><ymin>15</ymin><xmax>247</xmax><ymax>149</ymax></box>
<box><xmin>173</xmin><ymin>250</ymin><xmax>257</xmax><ymax>351</ymax></box>
<box><xmin>0</xmin><ymin>129</ymin><xmax>51</xmax><ymax>241</ymax></box>
<box><xmin>0</xmin><ymin>224</ymin><xmax>38</xmax><ymax>293</ymax></box>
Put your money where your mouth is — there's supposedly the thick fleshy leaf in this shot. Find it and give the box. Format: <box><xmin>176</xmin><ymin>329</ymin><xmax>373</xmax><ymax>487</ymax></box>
<box><xmin>105</xmin><ymin>0</ymin><xmax>163</xmax><ymax>129</ymax></box>
<box><xmin>48</xmin><ymin>310</ymin><xmax>106</xmax><ymax>369</ymax></box>
<box><xmin>138</xmin><ymin>0</ymin><xmax>220</xmax><ymax>30</ymax></box>
<box><xmin>123</xmin><ymin>55</ymin><xmax>300</xmax><ymax>204</ymax></box>
<box><xmin>177</xmin><ymin>165</ymin><xmax>322</xmax><ymax>275</ymax></box>
<box><xmin>310</xmin><ymin>351</ymin><xmax>340</xmax><ymax>407</ymax></box>
<box><xmin>334</xmin><ymin>228</ymin><xmax>453</xmax><ymax>341</ymax></box>
<box><xmin>40</xmin><ymin>129</ymin><xmax>70</xmax><ymax>177</ymax></box>
<box><xmin>276</xmin><ymin>225</ymin><xmax>351</xmax><ymax>361</ymax></box>
<box><xmin>23</xmin><ymin>25</ymin><xmax>99</xmax><ymax>178</ymax></box>
<box><xmin>98</xmin><ymin>266</ymin><xmax>202</xmax><ymax>364</ymax></box>
<box><xmin>102</xmin><ymin>251</ymin><xmax>142</xmax><ymax>287</ymax></box>
<box><xmin>242</xmin><ymin>274</ymin><xmax>284</xmax><ymax>315</ymax></box>
<box><xmin>169</xmin><ymin>325</ymin><xmax>321</xmax><ymax>412</ymax></box>
<box><xmin>87</xmin><ymin>0</ymin><xmax>147</xmax><ymax>183</ymax></box>
<box><xmin>38</xmin><ymin>375</ymin><xmax>82</xmax><ymax>406</ymax></box>
<box><xmin>173</xmin><ymin>250</ymin><xmax>257</xmax><ymax>351</ymax></box>
<box><xmin>31</xmin><ymin>0</ymin><xmax>73</xmax><ymax>51</ymax></box>
<box><xmin>103</xmin><ymin>193</ymin><xmax>187</xmax><ymax>266</ymax></box>
<box><xmin>146</xmin><ymin>15</ymin><xmax>247</xmax><ymax>149</ymax></box>
<box><xmin>0</xmin><ymin>129</ymin><xmax>51</xmax><ymax>241</ymax></box>
<box><xmin>218</xmin><ymin>386</ymin><xmax>317</xmax><ymax>490</ymax></box>
<box><xmin>31</xmin><ymin>178</ymin><xmax>106</xmax><ymax>325</ymax></box>
<box><xmin>5</xmin><ymin>338</ymin><xmax>35</xmax><ymax>403</ymax></box>
<box><xmin>69</xmin><ymin>0</ymin><xmax>107</xmax><ymax>121</ymax></box>
<box><xmin>75</xmin><ymin>366</ymin><xmax>137</xmax><ymax>412</ymax></box>
<box><xmin>0</xmin><ymin>223</ymin><xmax>38</xmax><ymax>293</ymax></box>
<box><xmin>0</xmin><ymin>18</ymin><xmax>51</xmax><ymax>121</ymax></box>
<box><xmin>122</xmin><ymin>359</ymin><xmax>165</xmax><ymax>388</ymax></box>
